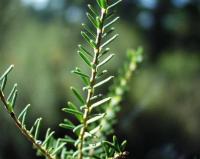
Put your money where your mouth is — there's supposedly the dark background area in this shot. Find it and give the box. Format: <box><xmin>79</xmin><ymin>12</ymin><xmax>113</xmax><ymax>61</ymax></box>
<box><xmin>0</xmin><ymin>0</ymin><xmax>200</xmax><ymax>159</ymax></box>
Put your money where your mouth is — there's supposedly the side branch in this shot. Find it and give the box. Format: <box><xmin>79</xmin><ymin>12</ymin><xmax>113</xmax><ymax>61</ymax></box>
<box><xmin>0</xmin><ymin>90</ymin><xmax>56</xmax><ymax>159</ymax></box>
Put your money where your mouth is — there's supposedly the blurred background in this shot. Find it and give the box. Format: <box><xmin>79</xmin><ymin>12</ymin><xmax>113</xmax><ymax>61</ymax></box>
<box><xmin>0</xmin><ymin>0</ymin><xmax>199</xmax><ymax>159</ymax></box>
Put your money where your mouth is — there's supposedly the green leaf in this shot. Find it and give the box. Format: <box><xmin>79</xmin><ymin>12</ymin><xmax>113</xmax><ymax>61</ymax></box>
<box><xmin>62</xmin><ymin>108</ymin><xmax>83</xmax><ymax>116</ymax></box>
<box><xmin>86</xmin><ymin>12</ymin><xmax>99</xmax><ymax>29</ymax></box>
<box><xmin>78</xmin><ymin>44</ymin><xmax>93</xmax><ymax>57</ymax></box>
<box><xmin>71</xmin><ymin>70</ymin><xmax>89</xmax><ymax>79</ymax></box>
<box><xmin>108</xmin><ymin>0</ymin><xmax>122</xmax><ymax>10</ymax></box>
<box><xmin>64</xmin><ymin>118</ymin><xmax>75</xmax><ymax>126</ymax></box>
<box><xmin>78</xmin><ymin>50</ymin><xmax>92</xmax><ymax>67</ymax></box>
<box><xmin>18</xmin><ymin>104</ymin><xmax>30</xmax><ymax>120</ymax></box>
<box><xmin>82</xmin><ymin>85</ymin><xmax>91</xmax><ymax>91</ymax></box>
<box><xmin>102</xmin><ymin>141</ymin><xmax>116</xmax><ymax>150</ymax></box>
<box><xmin>67</xmin><ymin>102</ymin><xmax>83</xmax><ymax>122</ymax></box>
<box><xmin>94</xmin><ymin>76</ymin><xmax>114</xmax><ymax>88</ymax></box>
<box><xmin>104</xmin><ymin>17</ymin><xmax>120</xmax><ymax>29</ymax></box>
<box><xmin>103</xmin><ymin>142</ymin><xmax>110</xmax><ymax>157</ymax></box>
<box><xmin>82</xmin><ymin>142</ymin><xmax>101</xmax><ymax>152</ymax></box>
<box><xmin>97</xmin><ymin>0</ymin><xmax>107</xmax><ymax>9</ymax></box>
<box><xmin>59</xmin><ymin>123</ymin><xmax>75</xmax><ymax>130</ymax></box>
<box><xmin>99</xmin><ymin>48</ymin><xmax>110</xmax><ymax>58</ymax></box>
<box><xmin>113</xmin><ymin>135</ymin><xmax>120</xmax><ymax>153</ymax></box>
<box><xmin>74</xmin><ymin>139</ymin><xmax>81</xmax><ymax>147</ymax></box>
<box><xmin>106</xmin><ymin>11</ymin><xmax>115</xmax><ymax>20</ymax></box>
<box><xmin>88</xmin><ymin>4</ymin><xmax>98</xmax><ymax>17</ymax></box>
<box><xmin>10</xmin><ymin>90</ymin><xmax>18</xmax><ymax>108</ymax></box>
<box><xmin>90</xmin><ymin>94</ymin><xmax>103</xmax><ymax>101</ymax></box>
<box><xmin>96</xmin><ymin>70</ymin><xmax>108</xmax><ymax>78</ymax></box>
<box><xmin>80</xmin><ymin>105</ymin><xmax>87</xmax><ymax>110</ymax></box>
<box><xmin>7</xmin><ymin>83</ymin><xmax>17</xmax><ymax>102</ymax></box>
<box><xmin>0</xmin><ymin>76</ymin><xmax>7</xmax><ymax>91</ymax></box>
<box><xmin>60</xmin><ymin>148</ymin><xmax>67</xmax><ymax>159</ymax></box>
<box><xmin>90</xmin><ymin>97</ymin><xmax>111</xmax><ymax>110</ymax></box>
<box><xmin>120</xmin><ymin>140</ymin><xmax>127</xmax><ymax>152</ymax></box>
<box><xmin>55</xmin><ymin>139</ymin><xmax>61</xmax><ymax>150</ymax></box>
<box><xmin>81</xmin><ymin>31</ymin><xmax>96</xmax><ymax>48</ymax></box>
<box><xmin>60</xmin><ymin>135</ymin><xmax>75</xmax><ymax>144</ymax></box>
<box><xmin>52</xmin><ymin>143</ymin><xmax>66</xmax><ymax>155</ymax></box>
<box><xmin>67</xmin><ymin>101</ymin><xmax>79</xmax><ymax>110</ymax></box>
<box><xmin>103</xmin><ymin>27</ymin><xmax>115</xmax><ymax>38</ymax></box>
<box><xmin>63</xmin><ymin>150</ymin><xmax>73</xmax><ymax>156</ymax></box>
<box><xmin>108</xmin><ymin>148</ymin><xmax>115</xmax><ymax>157</ymax></box>
<box><xmin>83</xmin><ymin>132</ymin><xmax>93</xmax><ymax>139</ymax></box>
<box><xmin>70</xmin><ymin>87</ymin><xmax>85</xmax><ymax>105</ymax></box>
<box><xmin>101</xmin><ymin>34</ymin><xmax>119</xmax><ymax>48</ymax></box>
<box><xmin>73</xmin><ymin>124</ymin><xmax>83</xmax><ymax>134</ymax></box>
<box><xmin>82</xmin><ymin>23</ymin><xmax>96</xmax><ymax>38</ymax></box>
<box><xmin>34</xmin><ymin>118</ymin><xmax>42</xmax><ymax>139</ymax></box>
<box><xmin>87</xmin><ymin>113</ymin><xmax>105</xmax><ymax>124</ymax></box>
<box><xmin>42</xmin><ymin>129</ymin><xmax>55</xmax><ymax>146</ymax></box>
<box><xmin>0</xmin><ymin>65</ymin><xmax>14</xmax><ymax>81</ymax></box>
<box><xmin>89</xmin><ymin>125</ymin><xmax>101</xmax><ymax>135</ymax></box>
<box><xmin>98</xmin><ymin>54</ymin><xmax>115</xmax><ymax>68</ymax></box>
<box><xmin>42</xmin><ymin>129</ymin><xmax>52</xmax><ymax>149</ymax></box>
<box><xmin>21</xmin><ymin>108</ymin><xmax>28</xmax><ymax>126</ymax></box>
<box><xmin>75</xmin><ymin>67</ymin><xmax>90</xmax><ymax>85</ymax></box>
<box><xmin>30</xmin><ymin>118</ymin><xmax>40</xmax><ymax>134</ymax></box>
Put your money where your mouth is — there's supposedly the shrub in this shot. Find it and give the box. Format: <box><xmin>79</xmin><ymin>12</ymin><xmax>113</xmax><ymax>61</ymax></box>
<box><xmin>0</xmin><ymin>0</ymin><xmax>142</xmax><ymax>158</ymax></box>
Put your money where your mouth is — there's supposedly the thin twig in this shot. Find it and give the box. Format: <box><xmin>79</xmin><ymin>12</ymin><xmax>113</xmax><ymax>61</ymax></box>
<box><xmin>0</xmin><ymin>90</ymin><xmax>56</xmax><ymax>159</ymax></box>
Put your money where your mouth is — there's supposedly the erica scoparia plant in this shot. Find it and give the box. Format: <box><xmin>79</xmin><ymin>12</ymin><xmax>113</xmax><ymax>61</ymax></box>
<box><xmin>0</xmin><ymin>0</ymin><xmax>143</xmax><ymax>159</ymax></box>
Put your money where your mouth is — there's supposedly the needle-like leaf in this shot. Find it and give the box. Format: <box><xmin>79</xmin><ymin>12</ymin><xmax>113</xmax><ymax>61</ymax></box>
<box><xmin>51</xmin><ymin>143</ymin><xmax>66</xmax><ymax>155</ymax></box>
<box><xmin>78</xmin><ymin>45</ymin><xmax>93</xmax><ymax>57</ymax></box>
<box><xmin>90</xmin><ymin>97</ymin><xmax>111</xmax><ymax>110</ymax></box>
<box><xmin>104</xmin><ymin>17</ymin><xmax>120</xmax><ymax>29</ymax></box>
<box><xmin>88</xmin><ymin>4</ymin><xmax>98</xmax><ymax>17</ymax></box>
<box><xmin>78</xmin><ymin>50</ymin><xmax>92</xmax><ymax>67</ymax></box>
<box><xmin>72</xmin><ymin>70</ymin><xmax>90</xmax><ymax>79</ymax></box>
<box><xmin>108</xmin><ymin>0</ymin><xmax>122</xmax><ymax>10</ymax></box>
<box><xmin>59</xmin><ymin>123</ymin><xmax>75</xmax><ymax>130</ymax></box>
<box><xmin>98</xmin><ymin>54</ymin><xmax>115</xmax><ymax>68</ymax></box>
<box><xmin>82</xmin><ymin>23</ymin><xmax>96</xmax><ymax>39</ymax></box>
<box><xmin>10</xmin><ymin>90</ymin><xmax>18</xmax><ymax>108</ymax></box>
<box><xmin>86</xmin><ymin>12</ymin><xmax>99</xmax><ymax>29</ymax></box>
<box><xmin>34</xmin><ymin>118</ymin><xmax>42</xmax><ymax>140</ymax></box>
<box><xmin>42</xmin><ymin>130</ymin><xmax>55</xmax><ymax>146</ymax></box>
<box><xmin>7</xmin><ymin>83</ymin><xmax>17</xmax><ymax>102</ymax></box>
<box><xmin>18</xmin><ymin>104</ymin><xmax>31</xmax><ymax>120</ymax></box>
<box><xmin>71</xmin><ymin>87</ymin><xmax>85</xmax><ymax>105</ymax></box>
<box><xmin>0</xmin><ymin>65</ymin><xmax>14</xmax><ymax>81</ymax></box>
<box><xmin>87</xmin><ymin>113</ymin><xmax>105</xmax><ymax>124</ymax></box>
<box><xmin>62</xmin><ymin>108</ymin><xmax>83</xmax><ymax>116</ymax></box>
<box><xmin>101</xmin><ymin>34</ymin><xmax>119</xmax><ymax>48</ymax></box>
<box><xmin>81</xmin><ymin>31</ymin><xmax>96</xmax><ymax>49</ymax></box>
<box><xmin>94</xmin><ymin>76</ymin><xmax>114</xmax><ymax>88</ymax></box>
<box><xmin>0</xmin><ymin>76</ymin><xmax>7</xmax><ymax>91</ymax></box>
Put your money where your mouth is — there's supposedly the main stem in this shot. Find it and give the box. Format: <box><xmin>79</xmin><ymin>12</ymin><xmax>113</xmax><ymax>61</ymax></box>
<box><xmin>78</xmin><ymin>8</ymin><xmax>107</xmax><ymax>159</ymax></box>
